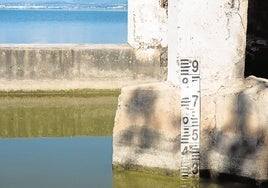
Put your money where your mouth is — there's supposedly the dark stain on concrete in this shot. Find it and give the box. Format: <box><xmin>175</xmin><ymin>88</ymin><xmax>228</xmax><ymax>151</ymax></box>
<box><xmin>5</xmin><ymin>50</ymin><xmax>12</xmax><ymax>79</ymax></box>
<box><xmin>119</xmin><ymin>125</ymin><xmax>160</xmax><ymax>151</ymax></box>
<box><xmin>0</xmin><ymin>45</ymin><xmax>164</xmax><ymax>81</ymax></box>
<box><xmin>171</xmin><ymin>135</ymin><xmax>181</xmax><ymax>154</ymax></box>
<box><xmin>120</xmin><ymin>130</ymin><xmax>134</xmax><ymax>145</ymax></box>
<box><xmin>28</xmin><ymin>50</ymin><xmax>37</xmax><ymax>79</ymax></box>
<box><xmin>139</xmin><ymin>126</ymin><xmax>160</xmax><ymax>149</ymax></box>
<box><xmin>40</xmin><ymin>50</ymin><xmax>47</xmax><ymax>64</ymax></box>
<box><xmin>15</xmin><ymin>50</ymin><xmax>25</xmax><ymax>78</ymax></box>
<box><xmin>127</xmin><ymin>89</ymin><xmax>158</xmax><ymax>121</ymax></box>
<box><xmin>71</xmin><ymin>49</ymin><xmax>75</xmax><ymax>67</ymax></box>
<box><xmin>59</xmin><ymin>50</ymin><xmax>64</xmax><ymax>75</ymax></box>
<box><xmin>202</xmin><ymin>80</ymin><xmax>268</xmax><ymax>184</ymax></box>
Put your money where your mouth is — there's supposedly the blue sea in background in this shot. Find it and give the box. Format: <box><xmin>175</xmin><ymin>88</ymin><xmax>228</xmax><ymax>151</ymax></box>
<box><xmin>0</xmin><ymin>9</ymin><xmax>127</xmax><ymax>43</ymax></box>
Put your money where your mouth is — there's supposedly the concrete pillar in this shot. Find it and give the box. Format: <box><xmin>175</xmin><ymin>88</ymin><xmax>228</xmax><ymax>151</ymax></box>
<box><xmin>167</xmin><ymin>0</ymin><xmax>179</xmax><ymax>84</ymax></box>
<box><xmin>128</xmin><ymin>0</ymin><xmax>168</xmax><ymax>49</ymax></box>
<box><xmin>113</xmin><ymin>0</ymin><xmax>268</xmax><ymax>183</ymax></box>
<box><xmin>168</xmin><ymin>0</ymin><xmax>248</xmax><ymax>92</ymax></box>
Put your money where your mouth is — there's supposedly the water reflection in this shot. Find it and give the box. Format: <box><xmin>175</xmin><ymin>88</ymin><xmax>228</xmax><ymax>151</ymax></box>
<box><xmin>113</xmin><ymin>169</ymin><xmax>254</xmax><ymax>188</ymax></box>
<box><xmin>0</xmin><ymin>95</ymin><xmax>118</xmax><ymax>138</ymax></box>
<box><xmin>0</xmin><ymin>137</ymin><xmax>113</xmax><ymax>188</ymax></box>
<box><xmin>0</xmin><ymin>94</ymin><xmax>259</xmax><ymax>188</ymax></box>
<box><xmin>0</xmin><ymin>137</ymin><xmax>253</xmax><ymax>188</ymax></box>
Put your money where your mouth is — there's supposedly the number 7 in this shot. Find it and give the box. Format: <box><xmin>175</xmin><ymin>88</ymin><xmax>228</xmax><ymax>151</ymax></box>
<box><xmin>192</xmin><ymin>95</ymin><xmax>198</xmax><ymax>107</ymax></box>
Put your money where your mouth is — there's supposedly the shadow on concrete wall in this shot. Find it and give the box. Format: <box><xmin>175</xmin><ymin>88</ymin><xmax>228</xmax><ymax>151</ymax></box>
<box><xmin>120</xmin><ymin>89</ymin><xmax>161</xmax><ymax>156</ymax></box>
<box><xmin>202</xmin><ymin>80</ymin><xmax>268</xmax><ymax>185</ymax></box>
<box><xmin>127</xmin><ymin>89</ymin><xmax>158</xmax><ymax>125</ymax></box>
<box><xmin>116</xmin><ymin>88</ymin><xmax>181</xmax><ymax>170</ymax></box>
<box><xmin>120</xmin><ymin>126</ymin><xmax>161</xmax><ymax>152</ymax></box>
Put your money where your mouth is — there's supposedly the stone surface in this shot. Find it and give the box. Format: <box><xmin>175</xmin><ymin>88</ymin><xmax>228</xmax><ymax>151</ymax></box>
<box><xmin>128</xmin><ymin>0</ymin><xmax>168</xmax><ymax>49</ymax></box>
<box><xmin>0</xmin><ymin>44</ymin><xmax>165</xmax><ymax>90</ymax></box>
<box><xmin>168</xmin><ymin>0</ymin><xmax>248</xmax><ymax>92</ymax></box>
<box><xmin>113</xmin><ymin>77</ymin><xmax>268</xmax><ymax>182</ymax></box>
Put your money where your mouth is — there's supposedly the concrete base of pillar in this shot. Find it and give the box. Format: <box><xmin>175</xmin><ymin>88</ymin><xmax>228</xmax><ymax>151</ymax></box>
<box><xmin>112</xmin><ymin>76</ymin><xmax>268</xmax><ymax>183</ymax></box>
<box><xmin>113</xmin><ymin>82</ymin><xmax>181</xmax><ymax>172</ymax></box>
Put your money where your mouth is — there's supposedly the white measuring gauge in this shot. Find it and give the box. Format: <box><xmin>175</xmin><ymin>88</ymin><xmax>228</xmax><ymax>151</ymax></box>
<box><xmin>179</xmin><ymin>58</ymin><xmax>200</xmax><ymax>179</ymax></box>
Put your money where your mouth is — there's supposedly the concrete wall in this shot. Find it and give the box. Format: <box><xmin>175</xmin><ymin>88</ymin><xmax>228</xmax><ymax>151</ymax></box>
<box><xmin>128</xmin><ymin>0</ymin><xmax>168</xmax><ymax>49</ymax></box>
<box><xmin>0</xmin><ymin>44</ymin><xmax>166</xmax><ymax>90</ymax></box>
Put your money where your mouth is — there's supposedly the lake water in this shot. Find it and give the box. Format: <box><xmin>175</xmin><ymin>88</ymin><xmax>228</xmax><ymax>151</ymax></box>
<box><xmin>0</xmin><ymin>92</ymin><xmax>260</xmax><ymax>187</ymax></box>
<box><xmin>0</xmin><ymin>137</ymin><xmax>113</xmax><ymax>188</ymax></box>
<box><xmin>0</xmin><ymin>9</ymin><xmax>127</xmax><ymax>43</ymax></box>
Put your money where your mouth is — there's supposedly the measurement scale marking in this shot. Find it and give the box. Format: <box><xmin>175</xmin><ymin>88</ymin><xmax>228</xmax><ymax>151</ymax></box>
<box><xmin>180</xmin><ymin>58</ymin><xmax>200</xmax><ymax>179</ymax></box>
<box><xmin>181</xmin><ymin>58</ymin><xmax>190</xmax><ymax>61</ymax></box>
<box><xmin>181</xmin><ymin>66</ymin><xmax>191</xmax><ymax>69</ymax></box>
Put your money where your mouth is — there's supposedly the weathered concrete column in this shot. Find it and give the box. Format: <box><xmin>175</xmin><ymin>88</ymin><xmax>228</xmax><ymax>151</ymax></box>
<box><xmin>127</xmin><ymin>0</ymin><xmax>168</xmax><ymax>78</ymax></box>
<box><xmin>128</xmin><ymin>0</ymin><xmax>168</xmax><ymax>49</ymax></box>
<box><xmin>167</xmin><ymin>0</ymin><xmax>179</xmax><ymax>84</ymax></box>
<box><xmin>168</xmin><ymin>0</ymin><xmax>248</xmax><ymax>92</ymax></box>
<box><xmin>113</xmin><ymin>0</ymin><xmax>268</xmax><ymax>184</ymax></box>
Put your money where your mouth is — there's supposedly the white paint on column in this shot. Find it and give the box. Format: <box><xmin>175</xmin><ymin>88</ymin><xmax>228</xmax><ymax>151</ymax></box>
<box><xmin>128</xmin><ymin>0</ymin><xmax>168</xmax><ymax>49</ymax></box>
<box><xmin>168</xmin><ymin>0</ymin><xmax>248</xmax><ymax>91</ymax></box>
<box><xmin>167</xmin><ymin>0</ymin><xmax>179</xmax><ymax>85</ymax></box>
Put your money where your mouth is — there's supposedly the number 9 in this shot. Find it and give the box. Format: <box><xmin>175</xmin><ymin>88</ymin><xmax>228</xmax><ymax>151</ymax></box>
<box><xmin>192</xmin><ymin>60</ymin><xmax>199</xmax><ymax>72</ymax></box>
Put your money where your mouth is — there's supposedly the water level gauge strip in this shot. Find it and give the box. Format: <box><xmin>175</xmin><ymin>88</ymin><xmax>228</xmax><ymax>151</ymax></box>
<box><xmin>179</xmin><ymin>58</ymin><xmax>201</xmax><ymax>179</ymax></box>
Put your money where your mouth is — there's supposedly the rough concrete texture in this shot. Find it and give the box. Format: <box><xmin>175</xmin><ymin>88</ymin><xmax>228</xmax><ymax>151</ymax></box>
<box><xmin>203</xmin><ymin>76</ymin><xmax>268</xmax><ymax>182</ymax></box>
<box><xmin>0</xmin><ymin>44</ymin><xmax>165</xmax><ymax>90</ymax></box>
<box><xmin>128</xmin><ymin>0</ymin><xmax>168</xmax><ymax>49</ymax></box>
<box><xmin>168</xmin><ymin>0</ymin><xmax>248</xmax><ymax>92</ymax></box>
<box><xmin>113</xmin><ymin>82</ymin><xmax>181</xmax><ymax>171</ymax></box>
<box><xmin>113</xmin><ymin>76</ymin><xmax>268</xmax><ymax>182</ymax></box>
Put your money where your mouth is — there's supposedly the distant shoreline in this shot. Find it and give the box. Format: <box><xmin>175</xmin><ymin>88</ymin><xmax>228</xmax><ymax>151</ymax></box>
<box><xmin>0</xmin><ymin>8</ymin><xmax>127</xmax><ymax>11</ymax></box>
<box><xmin>0</xmin><ymin>5</ymin><xmax>127</xmax><ymax>11</ymax></box>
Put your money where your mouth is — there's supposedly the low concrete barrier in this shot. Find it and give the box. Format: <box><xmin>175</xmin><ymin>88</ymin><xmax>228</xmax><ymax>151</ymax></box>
<box><xmin>0</xmin><ymin>44</ymin><xmax>166</xmax><ymax>90</ymax></box>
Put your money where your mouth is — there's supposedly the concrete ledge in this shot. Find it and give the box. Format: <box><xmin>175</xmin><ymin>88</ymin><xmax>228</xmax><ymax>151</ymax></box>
<box><xmin>112</xmin><ymin>76</ymin><xmax>268</xmax><ymax>182</ymax></box>
<box><xmin>0</xmin><ymin>44</ymin><xmax>165</xmax><ymax>90</ymax></box>
<box><xmin>0</xmin><ymin>79</ymin><xmax>159</xmax><ymax>90</ymax></box>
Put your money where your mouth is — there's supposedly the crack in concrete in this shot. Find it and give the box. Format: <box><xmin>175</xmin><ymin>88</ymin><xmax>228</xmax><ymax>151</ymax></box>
<box><xmin>233</xmin><ymin>0</ymin><xmax>246</xmax><ymax>33</ymax></box>
<box><xmin>225</xmin><ymin>0</ymin><xmax>245</xmax><ymax>40</ymax></box>
<box><xmin>225</xmin><ymin>11</ymin><xmax>232</xmax><ymax>40</ymax></box>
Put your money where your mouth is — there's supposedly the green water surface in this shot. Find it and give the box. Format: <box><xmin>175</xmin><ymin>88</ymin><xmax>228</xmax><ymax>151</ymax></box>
<box><xmin>0</xmin><ymin>90</ymin><xmax>260</xmax><ymax>188</ymax></box>
<box><xmin>0</xmin><ymin>89</ymin><xmax>120</xmax><ymax>138</ymax></box>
